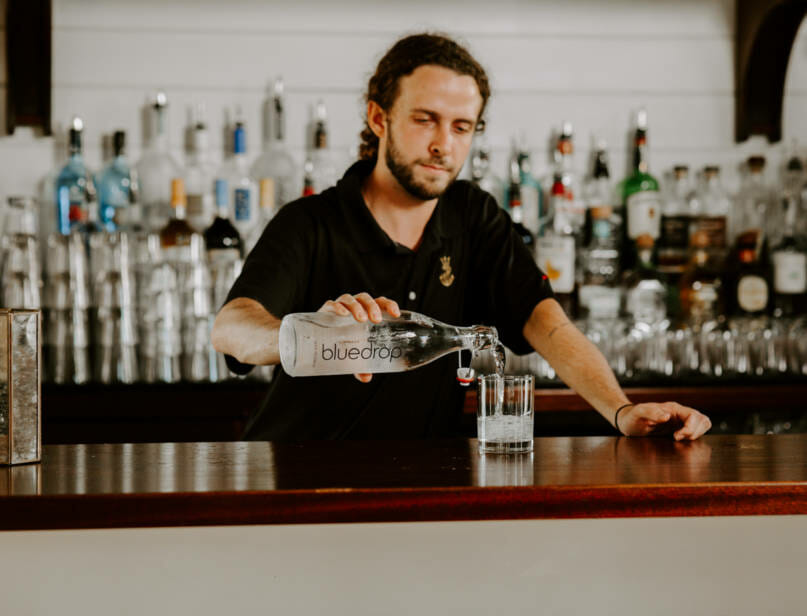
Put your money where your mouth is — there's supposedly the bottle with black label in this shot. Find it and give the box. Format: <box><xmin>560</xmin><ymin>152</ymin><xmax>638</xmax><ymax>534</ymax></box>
<box><xmin>727</xmin><ymin>230</ymin><xmax>772</xmax><ymax>317</ymax></box>
<box><xmin>771</xmin><ymin>197</ymin><xmax>807</xmax><ymax>317</ymax></box>
<box><xmin>692</xmin><ymin>165</ymin><xmax>731</xmax><ymax>256</ymax></box>
<box><xmin>659</xmin><ymin>165</ymin><xmax>695</xmax><ymax>284</ymax></box>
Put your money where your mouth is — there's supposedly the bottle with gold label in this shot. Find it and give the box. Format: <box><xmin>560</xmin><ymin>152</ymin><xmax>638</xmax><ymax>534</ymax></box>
<box><xmin>727</xmin><ymin>230</ymin><xmax>772</xmax><ymax>317</ymax></box>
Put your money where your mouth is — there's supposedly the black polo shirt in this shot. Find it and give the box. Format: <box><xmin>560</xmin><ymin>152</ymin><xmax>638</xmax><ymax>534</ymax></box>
<box><xmin>225</xmin><ymin>159</ymin><xmax>554</xmax><ymax>441</ymax></box>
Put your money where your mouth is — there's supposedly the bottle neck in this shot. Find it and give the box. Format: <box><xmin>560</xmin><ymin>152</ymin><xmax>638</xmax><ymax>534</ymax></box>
<box><xmin>458</xmin><ymin>325</ymin><xmax>499</xmax><ymax>353</ymax></box>
<box><xmin>633</xmin><ymin>132</ymin><xmax>648</xmax><ymax>174</ymax></box>
<box><xmin>172</xmin><ymin>205</ymin><xmax>186</xmax><ymax>220</ymax></box>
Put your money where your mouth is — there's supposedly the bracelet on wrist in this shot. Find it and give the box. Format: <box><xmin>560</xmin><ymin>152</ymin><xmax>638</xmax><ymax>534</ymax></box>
<box><xmin>614</xmin><ymin>403</ymin><xmax>634</xmax><ymax>435</ymax></box>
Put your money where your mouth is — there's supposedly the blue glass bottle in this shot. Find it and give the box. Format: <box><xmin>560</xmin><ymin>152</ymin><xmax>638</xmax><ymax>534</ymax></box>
<box><xmin>96</xmin><ymin>130</ymin><xmax>132</xmax><ymax>231</ymax></box>
<box><xmin>55</xmin><ymin>116</ymin><xmax>93</xmax><ymax>235</ymax></box>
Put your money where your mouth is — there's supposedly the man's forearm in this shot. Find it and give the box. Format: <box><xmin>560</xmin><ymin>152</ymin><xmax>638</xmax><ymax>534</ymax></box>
<box><xmin>523</xmin><ymin>299</ymin><xmax>630</xmax><ymax>429</ymax></box>
<box><xmin>211</xmin><ymin>298</ymin><xmax>281</xmax><ymax>366</ymax></box>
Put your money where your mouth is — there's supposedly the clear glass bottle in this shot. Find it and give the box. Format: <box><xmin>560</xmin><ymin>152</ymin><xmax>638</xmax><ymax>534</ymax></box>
<box><xmin>218</xmin><ymin>119</ymin><xmax>258</xmax><ymax>243</ymax></box>
<box><xmin>551</xmin><ymin>121</ymin><xmax>585</xmax><ymax>242</ymax></box>
<box><xmin>309</xmin><ymin>100</ymin><xmax>337</xmax><ymax>194</ymax></box>
<box><xmin>514</xmin><ymin>140</ymin><xmax>545</xmax><ymax>237</ymax></box>
<box><xmin>251</xmin><ymin>77</ymin><xmax>299</xmax><ymax>209</ymax></box>
<box><xmin>579</xmin><ymin>205</ymin><xmax>621</xmax><ymax>320</ymax></box>
<box><xmin>583</xmin><ymin>139</ymin><xmax>616</xmax><ymax>244</ymax></box>
<box><xmin>622</xmin><ymin>108</ymin><xmax>662</xmax><ymax>265</ymax></box>
<box><xmin>771</xmin><ymin>197</ymin><xmax>806</xmax><ymax>317</ymax></box>
<box><xmin>95</xmin><ymin>130</ymin><xmax>133</xmax><ymax>232</ymax></box>
<box><xmin>692</xmin><ymin>165</ymin><xmax>731</xmax><ymax>255</ymax></box>
<box><xmin>278</xmin><ymin>310</ymin><xmax>500</xmax><ymax>377</ymax></box>
<box><xmin>469</xmin><ymin>137</ymin><xmax>505</xmax><ymax>207</ymax></box>
<box><xmin>159</xmin><ymin>178</ymin><xmax>196</xmax><ymax>264</ymax></box>
<box><xmin>184</xmin><ymin>106</ymin><xmax>216</xmax><ymax>232</ymax></box>
<box><xmin>136</xmin><ymin>91</ymin><xmax>182</xmax><ymax>232</ymax></box>
<box><xmin>623</xmin><ymin>235</ymin><xmax>667</xmax><ymax>325</ymax></box>
<box><xmin>537</xmin><ymin>174</ymin><xmax>578</xmax><ymax>317</ymax></box>
<box><xmin>55</xmin><ymin>116</ymin><xmax>93</xmax><ymax>235</ymax></box>
<box><xmin>734</xmin><ymin>156</ymin><xmax>772</xmax><ymax>252</ymax></box>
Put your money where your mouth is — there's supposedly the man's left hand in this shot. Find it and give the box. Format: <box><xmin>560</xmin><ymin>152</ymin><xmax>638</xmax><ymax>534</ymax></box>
<box><xmin>617</xmin><ymin>402</ymin><xmax>712</xmax><ymax>441</ymax></box>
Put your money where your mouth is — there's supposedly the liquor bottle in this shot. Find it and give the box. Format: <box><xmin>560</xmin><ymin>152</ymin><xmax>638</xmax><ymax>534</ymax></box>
<box><xmin>658</xmin><ymin>165</ymin><xmax>695</xmax><ymax>282</ymax></box>
<box><xmin>469</xmin><ymin>137</ymin><xmax>505</xmax><ymax>207</ymax></box>
<box><xmin>218</xmin><ymin>119</ymin><xmax>258</xmax><ymax>242</ymax></box>
<box><xmin>679</xmin><ymin>231</ymin><xmax>723</xmax><ymax>323</ymax></box>
<box><xmin>537</xmin><ymin>174</ymin><xmax>578</xmax><ymax>317</ymax></box>
<box><xmin>734</xmin><ymin>156</ymin><xmax>772</xmax><ymax>251</ymax></box>
<box><xmin>244</xmin><ymin>178</ymin><xmax>275</xmax><ymax>253</ymax></box>
<box><xmin>184</xmin><ymin>106</ymin><xmax>216</xmax><ymax>232</ymax></box>
<box><xmin>622</xmin><ymin>108</ymin><xmax>662</xmax><ymax>266</ymax></box>
<box><xmin>692</xmin><ymin>165</ymin><xmax>731</xmax><ymax>255</ymax></box>
<box><xmin>551</xmin><ymin>122</ymin><xmax>585</xmax><ymax>242</ymax></box>
<box><xmin>506</xmin><ymin>157</ymin><xmax>536</xmax><ymax>254</ymax></box>
<box><xmin>55</xmin><ymin>116</ymin><xmax>93</xmax><ymax>235</ymax></box>
<box><xmin>583</xmin><ymin>139</ymin><xmax>615</xmax><ymax>245</ymax></box>
<box><xmin>160</xmin><ymin>178</ymin><xmax>196</xmax><ymax>263</ymax></box>
<box><xmin>205</xmin><ymin>179</ymin><xmax>243</xmax><ymax>264</ymax></box>
<box><xmin>251</xmin><ymin>77</ymin><xmax>299</xmax><ymax>209</ymax></box>
<box><xmin>579</xmin><ymin>205</ymin><xmax>621</xmax><ymax>320</ymax></box>
<box><xmin>771</xmin><ymin>197</ymin><xmax>807</xmax><ymax>317</ymax></box>
<box><xmin>622</xmin><ymin>235</ymin><xmax>667</xmax><ymax>325</ymax></box>
<box><xmin>136</xmin><ymin>92</ymin><xmax>181</xmax><ymax>232</ymax></box>
<box><xmin>278</xmin><ymin>310</ymin><xmax>500</xmax><ymax>377</ymax></box>
<box><xmin>510</xmin><ymin>139</ymin><xmax>545</xmax><ymax>237</ymax></box>
<box><xmin>727</xmin><ymin>230</ymin><xmax>772</xmax><ymax>317</ymax></box>
<box><xmin>308</xmin><ymin>100</ymin><xmax>337</xmax><ymax>193</ymax></box>
<box><xmin>777</xmin><ymin>146</ymin><xmax>804</xmax><ymax>247</ymax></box>
<box><xmin>95</xmin><ymin>130</ymin><xmax>133</xmax><ymax>232</ymax></box>
<box><xmin>302</xmin><ymin>158</ymin><xmax>316</xmax><ymax>197</ymax></box>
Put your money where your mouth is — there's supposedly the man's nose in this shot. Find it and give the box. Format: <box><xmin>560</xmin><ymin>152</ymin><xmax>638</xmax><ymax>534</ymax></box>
<box><xmin>429</xmin><ymin>124</ymin><xmax>452</xmax><ymax>158</ymax></box>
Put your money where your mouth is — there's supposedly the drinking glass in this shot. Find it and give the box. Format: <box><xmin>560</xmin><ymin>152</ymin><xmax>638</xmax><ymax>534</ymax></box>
<box><xmin>476</xmin><ymin>375</ymin><xmax>534</xmax><ymax>454</ymax></box>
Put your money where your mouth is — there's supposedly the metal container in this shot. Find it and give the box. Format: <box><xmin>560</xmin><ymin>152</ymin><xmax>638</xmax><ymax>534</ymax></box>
<box><xmin>0</xmin><ymin>309</ymin><xmax>41</xmax><ymax>465</ymax></box>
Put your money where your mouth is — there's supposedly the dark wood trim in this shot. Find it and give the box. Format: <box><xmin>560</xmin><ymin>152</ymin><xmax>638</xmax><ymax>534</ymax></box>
<box><xmin>5</xmin><ymin>0</ymin><xmax>52</xmax><ymax>135</ymax></box>
<box><xmin>736</xmin><ymin>0</ymin><xmax>807</xmax><ymax>142</ymax></box>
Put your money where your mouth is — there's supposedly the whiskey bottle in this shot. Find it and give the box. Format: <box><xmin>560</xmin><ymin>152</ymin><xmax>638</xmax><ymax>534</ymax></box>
<box><xmin>771</xmin><ymin>197</ymin><xmax>807</xmax><ymax>317</ymax></box>
<box><xmin>160</xmin><ymin>178</ymin><xmax>197</xmax><ymax>264</ymax></box>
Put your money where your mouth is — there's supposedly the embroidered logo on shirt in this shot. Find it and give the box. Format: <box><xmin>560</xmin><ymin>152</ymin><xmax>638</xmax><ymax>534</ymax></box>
<box><xmin>439</xmin><ymin>256</ymin><xmax>455</xmax><ymax>287</ymax></box>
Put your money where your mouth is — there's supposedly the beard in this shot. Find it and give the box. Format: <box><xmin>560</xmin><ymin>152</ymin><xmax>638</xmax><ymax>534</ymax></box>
<box><xmin>384</xmin><ymin>127</ymin><xmax>458</xmax><ymax>201</ymax></box>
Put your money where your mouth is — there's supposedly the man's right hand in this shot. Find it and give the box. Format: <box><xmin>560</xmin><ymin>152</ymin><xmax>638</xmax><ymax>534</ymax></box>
<box><xmin>318</xmin><ymin>293</ymin><xmax>401</xmax><ymax>383</ymax></box>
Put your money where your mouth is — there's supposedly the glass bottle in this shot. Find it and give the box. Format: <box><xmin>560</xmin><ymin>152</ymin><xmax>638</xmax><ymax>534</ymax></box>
<box><xmin>251</xmin><ymin>77</ymin><xmax>299</xmax><ymax>209</ymax></box>
<box><xmin>658</xmin><ymin>165</ymin><xmax>695</xmax><ymax>284</ymax></box>
<box><xmin>469</xmin><ymin>137</ymin><xmax>505</xmax><ymax>207</ymax></box>
<box><xmin>159</xmin><ymin>178</ymin><xmax>196</xmax><ymax>264</ymax></box>
<box><xmin>679</xmin><ymin>231</ymin><xmax>723</xmax><ymax>323</ymax></box>
<box><xmin>96</xmin><ymin>130</ymin><xmax>132</xmax><ymax>232</ymax></box>
<box><xmin>727</xmin><ymin>230</ymin><xmax>772</xmax><ymax>318</ymax></box>
<box><xmin>537</xmin><ymin>174</ymin><xmax>578</xmax><ymax>317</ymax></box>
<box><xmin>579</xmin><ymin>205</ymin><xmax>621</xmax><ymax>320</ymax></box>
<box><xmin>583</xmin><ymin>139</ymin><xmax>615</xmax><ymax>245</ymax></box>
<box><xmin>55</xmin><ymin>116</ymin><xmax>93</xmax><ymax>235</ymax></box>
<box><xmin>692</xmin><ymin>165</ymin><xmax>731</xmax><ymax>255</ymax></box>
<box><xmin>622</xmin><ymin>108</ymin><xmax>662</xmax><ymax>267</ymax></box>
<box><xmin>771</xmin><ymin>197</ymin><xmax>806</xmax><ymax>317</ymax></box>
<box><xmin>309</xmin><ymin>100</ymin><xmax>337</xmax><ymax>193</ymax></box>
<box><xmin>278</xmin><ymin>310</ymin><xmax>500</xmax><ymax>377</ymax></box>
<box><xmin>218</xmin><ymin>119</ymin><xmax>258</xmax><ymax>243</ymax></box>
<box><xmin>506</xmin><ymin>157</ymin><xmax>535</xmax><ymax>255</ymax></box>
<box><xmin>136</xmin><ymin>92</ymin><xmax>182</xmax><ymax>232</ymax></box>
<box><xmin>184</xmin><ymin>106</ymin><xmax>216</xmax><ymax>232</ymax></box>
<box><xmin>204</xmin><ymin>179</ymin><xmax>244</xmax><ymax>264</ymax></box>
<box><xmin>734</xmin><ymin>156</ymin><xmax>772</xmax><ymax>252</ymax></box>
<box><xmin>623</xmin><ymin>235</ymin><xmax>667</xmax><ymax>325</ymax></box>
<box><xmin>504</xmin><ymin>137</ymin><xmax>544</xmax><ymax>237</ymax></box>
<box><xmin>551</xmin><ymin>121</ymin><xmax>585</xmax><ymax>242</ymax></box>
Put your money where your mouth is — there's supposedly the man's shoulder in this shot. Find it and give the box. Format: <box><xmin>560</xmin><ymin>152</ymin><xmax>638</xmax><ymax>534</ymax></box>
<box><xmin>271</xmin><ymin>187</ymin><xmax>341</xmax><ymax>227</ymax></box>
<box><xmin>442</xmin><ymin>179</ymin><xmax>503</xmax><ymax>228</ymax></box>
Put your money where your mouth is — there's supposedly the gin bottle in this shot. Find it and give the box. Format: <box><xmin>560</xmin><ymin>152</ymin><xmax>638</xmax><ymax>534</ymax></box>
<box><xmin>55</xmin><ymin>116</ymin><xmax>93</xmax><ymax>235</ymax></box>
<box><xmin>623</xmin><ymin>235</ymin><xmax>667</xmax><ymax>325</ymax></box>
<box><xmin>251</xmin><ymin>78</ymin><xmax>299</xmax><ymax>209</ymax></box>
<box><xmin>279</xmin><ymin>310</ymin><xmax>500</xmax><ymax>377</ymax></box>
<box><xmin>184</xmin><ymin>106</ymin><xmax>216</xmax><ymax>232</ymax></box>
<box><xmin>96</xmin><ymin>130</ymin><xmax>133</xmax><ymax>232</ymax></box>
<box><xmin>136</xmin><ymin>92</ymin><xmax>181</xmax><ymax>232</ymax></box>
<box><xmin>218</xmin><ymin>119</ymin><xmax>258</xmax><ymax>242</ymax></box>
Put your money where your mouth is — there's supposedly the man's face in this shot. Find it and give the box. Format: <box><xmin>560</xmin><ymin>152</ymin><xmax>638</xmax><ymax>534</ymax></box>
<box><xmin>381</xmin><ymin>64</ymin><xmax>483</xmax><ymax>201</ymax></box>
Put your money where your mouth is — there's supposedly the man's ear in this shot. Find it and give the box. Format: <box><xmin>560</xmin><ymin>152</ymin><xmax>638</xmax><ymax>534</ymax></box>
<box><xmin>367</xmin><ymin>100</ymin><xmax>387</xmax><ymax>139</ymax></box>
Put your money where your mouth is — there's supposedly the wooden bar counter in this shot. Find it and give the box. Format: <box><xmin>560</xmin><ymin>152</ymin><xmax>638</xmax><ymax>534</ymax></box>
<box><xmin>3</xmin><ymin>433</ymin><xmax>807</xmax><ymax>531</ymax></box>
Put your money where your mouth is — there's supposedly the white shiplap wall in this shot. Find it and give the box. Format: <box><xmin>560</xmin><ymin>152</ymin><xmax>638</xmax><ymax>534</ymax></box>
<box><xmin>1</xmin><ymin>0</ymin><xmax>807</xmax><ymax>208</ymax></box>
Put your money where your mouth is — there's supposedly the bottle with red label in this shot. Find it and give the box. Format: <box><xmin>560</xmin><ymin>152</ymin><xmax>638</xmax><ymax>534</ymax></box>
<box><xmin>55</xmin><ymin>116</ymin><xmax>94</xmax><ymax>235</ymax></box>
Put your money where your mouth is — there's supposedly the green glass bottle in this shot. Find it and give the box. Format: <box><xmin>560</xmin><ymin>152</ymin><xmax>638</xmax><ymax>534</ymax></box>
<box><xmin>622</xmin><ymin>108</ymin><xmax>662</xmax><ymax>269</ymax></box>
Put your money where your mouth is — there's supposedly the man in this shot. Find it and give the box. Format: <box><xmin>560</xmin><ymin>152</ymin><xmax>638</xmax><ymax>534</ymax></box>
<box><xmin>212</xmin><ymin>33</ymin><xmax>711</xmax><ymax>442</ymax></box>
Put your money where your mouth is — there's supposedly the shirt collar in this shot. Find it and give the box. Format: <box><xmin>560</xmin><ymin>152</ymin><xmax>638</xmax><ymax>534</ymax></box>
<box><xmin>336</xmin><ymin>159</ymin><xmax>463</xmax><ymax>254</ymax></box>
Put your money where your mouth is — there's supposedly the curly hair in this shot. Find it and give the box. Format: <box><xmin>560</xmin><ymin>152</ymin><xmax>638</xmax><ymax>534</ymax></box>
<box><xmin>359</xmin><ymin>33</ymin><xmax>490</xmax><ymax>161</ymax></box>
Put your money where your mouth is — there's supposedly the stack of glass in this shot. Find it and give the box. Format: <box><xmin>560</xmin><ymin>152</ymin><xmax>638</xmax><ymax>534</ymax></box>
<box><xmin>179</xmin><ymin>235</ymin><xmax>213</xmax><ymax>382</ymax></box>
<box><xmin>43</xmin><ymin>232</ymin><xmax>91</xmax><ymax>383</ymax></box>
<box><xmin>89</xmin><ymin>232</ymin><xmax>138</xmax><ymax>383</ymax></box>
<box><xmin>1</xmin><ymin>197</ymin><xmax>42</xmax><ymax>310</ymax></box>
